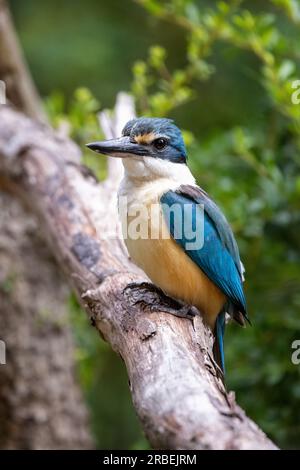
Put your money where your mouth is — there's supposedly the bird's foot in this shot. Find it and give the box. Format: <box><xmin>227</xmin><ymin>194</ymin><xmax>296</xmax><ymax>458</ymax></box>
<box><xmin>123</xmin><ymin>281</ymin><xmax>197</xmax><ymax>320</ymax></box>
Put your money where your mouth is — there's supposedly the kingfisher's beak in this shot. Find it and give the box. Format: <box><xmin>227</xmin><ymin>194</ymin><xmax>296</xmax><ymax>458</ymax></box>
<box><xmin>86</xmin><ymin>136</ymin><xmax>147</xmax><ymax>158</ymax></box>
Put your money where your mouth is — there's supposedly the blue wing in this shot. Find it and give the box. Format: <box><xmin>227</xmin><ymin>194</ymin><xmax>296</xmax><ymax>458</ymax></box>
<box><xmin>160</xmin><ymin>185</ymin><xmax>247</xmax><ymax>321</ymax></box>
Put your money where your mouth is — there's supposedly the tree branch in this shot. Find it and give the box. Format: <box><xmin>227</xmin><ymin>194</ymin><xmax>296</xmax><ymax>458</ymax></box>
<box><xmin>0</xmin><ymin>0</ymin><xmax>46</xmax><ymax>121</ymax></box>
<box><xmin>0</xmin><ymin>96</ymin><xmax>277</xmax><ymax>450</ymax></box>
<box><xmin>0</xmin><ymin>1</ymin><xmax>93</xmax><ymax>448</ymax></box>
<box><xmin>0</xmin><ymin>192</ymin><xmax>93</xmax><ymax>449</ymax></box>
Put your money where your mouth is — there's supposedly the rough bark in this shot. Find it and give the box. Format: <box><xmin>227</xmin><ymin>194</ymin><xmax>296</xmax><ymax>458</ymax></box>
<box><xmin>0</xmin><ymin>96</ymin><xmax>278</xmax><ymax>450</ymax></box>
<box><xmin>0</xmin><ymin>0</ymin><xmax>46</xmax><ymax>121</ymax></box>
<box><xmin>0</xmin><ymin>192</ymin><xmax>93</xmax><ymax>449</ymax></box>
<box><xmin>0</xmin><ymin>0</ymin><xmax>93</xmax><ymax>449</ymax></box>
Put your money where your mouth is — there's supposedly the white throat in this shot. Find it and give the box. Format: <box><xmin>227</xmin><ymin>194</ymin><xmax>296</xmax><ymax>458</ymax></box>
<box><xmin>118</xmin><ymin>156</ymin><xmax>195</xmax><ymax>204</ymax></box>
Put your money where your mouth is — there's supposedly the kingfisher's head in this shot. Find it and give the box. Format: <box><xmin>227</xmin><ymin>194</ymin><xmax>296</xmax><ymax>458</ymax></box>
<box><xmin>86</xmin><ymin>118</ymin><xmax>187</xmax><ymax>178</ymax></box>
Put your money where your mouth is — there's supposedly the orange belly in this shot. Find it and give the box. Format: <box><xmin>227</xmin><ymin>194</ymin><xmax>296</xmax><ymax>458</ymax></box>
<box><xmin>125</xmin><ymin>233</ymin><xmax>226</xmax><ymax>328</ymax></box>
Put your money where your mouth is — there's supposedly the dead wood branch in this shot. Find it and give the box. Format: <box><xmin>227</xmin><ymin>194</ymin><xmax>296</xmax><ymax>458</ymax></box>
<box><xmin>0</xmin><ymin>95</ymin><xmax>278</xmax><ymax>450</ymax></box>
<box><xmin>0</xmin><ymin>0</ymin><xmax>46</xmax><ymax>121</ymax></box>
<box><xmin>0</xmin><ymin>192</ymin><xmax>93</xmax><ymax>449</ymax></box>
<box><xmin>0</xmin><ymin>0</ymin><xmax>93</xmax><ymax>448</ymax></box>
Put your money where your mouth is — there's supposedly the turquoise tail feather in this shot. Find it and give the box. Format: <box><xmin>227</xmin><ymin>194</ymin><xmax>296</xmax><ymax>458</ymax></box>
<box><xmin>214</xmin><ymin>310</ymin><xmax>226</xmax><ymax>373</ymax></box>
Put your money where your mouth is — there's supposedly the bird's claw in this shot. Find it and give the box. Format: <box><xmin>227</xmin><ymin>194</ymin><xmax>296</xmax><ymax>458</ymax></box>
<box><xmin>123</xmin><ymin>281</ymin><xmax>197</xmax><ymax>321</ymax></box>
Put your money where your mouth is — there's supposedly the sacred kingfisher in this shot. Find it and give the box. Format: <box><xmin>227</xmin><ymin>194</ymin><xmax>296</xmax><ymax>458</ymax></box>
<box><xmin>87</xmin><ymin>118</ymin><xmax>248</xmax><ymax>372</ymax></box>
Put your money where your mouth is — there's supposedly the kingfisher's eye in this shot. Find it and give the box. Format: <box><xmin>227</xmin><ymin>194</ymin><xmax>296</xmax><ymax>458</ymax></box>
<box><xmin>153</xmin><ymin>138</ymin><xmax>167</xmax><ymax>150</ymax></box>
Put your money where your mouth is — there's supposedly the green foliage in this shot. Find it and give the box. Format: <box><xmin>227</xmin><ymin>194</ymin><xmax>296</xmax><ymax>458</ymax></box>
<box><xmin>45</xmin><ymin>87</ymin><xmax>107</xmax><ymax>179</ymax></box>
<box><xmin>132</xmin><ymin>0</ymin><xmax>300</xmax><ymax>448</ymax></box>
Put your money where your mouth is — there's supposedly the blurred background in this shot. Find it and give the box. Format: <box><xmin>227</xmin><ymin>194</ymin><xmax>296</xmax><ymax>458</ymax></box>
<box><xmin>8</xmin><ymin>0</ymin><xmax>300</xmax><ymax>449</ymax></box>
